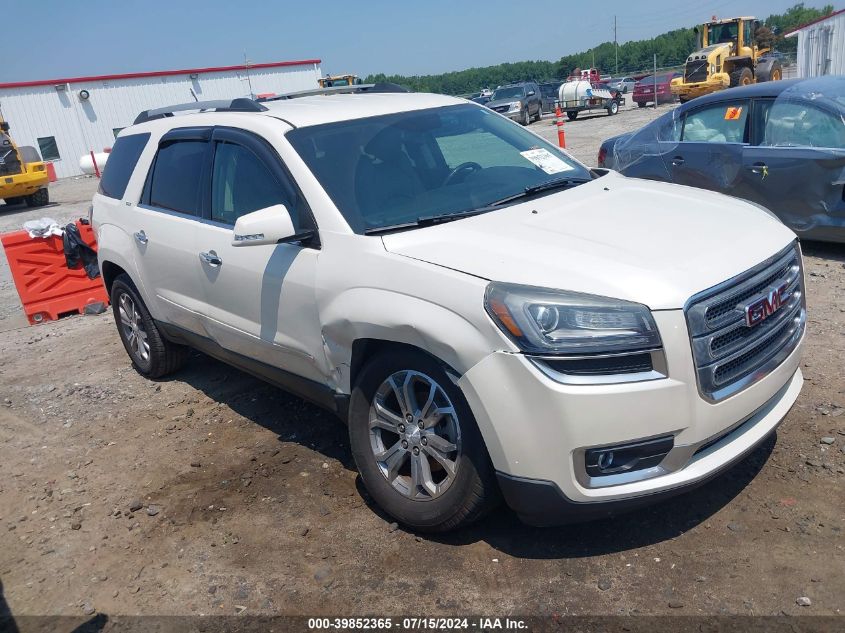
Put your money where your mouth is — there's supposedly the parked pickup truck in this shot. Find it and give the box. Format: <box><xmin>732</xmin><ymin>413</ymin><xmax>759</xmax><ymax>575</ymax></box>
<box><xmin>92</xmin><ymin>89</ymin><xmax>805</xmax><ymax>531</ymax></box>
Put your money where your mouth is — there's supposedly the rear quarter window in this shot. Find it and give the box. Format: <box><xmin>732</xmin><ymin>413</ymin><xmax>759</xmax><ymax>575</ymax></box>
<box><xmin>98</xmin><ymin>133</ymin><xmax>150</xmax><ymax>199</ymax></box>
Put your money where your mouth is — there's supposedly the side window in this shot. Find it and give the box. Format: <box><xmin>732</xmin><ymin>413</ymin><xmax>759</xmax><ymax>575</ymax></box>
<box><xmin>682</xmin><ymin>102</ymin><xmax>749</xmax><ymax>144</ymax></box>
<box><xmin>99</xmin><ymin>133</ymin><xmax>150</xmax><ymax>200</ymax></box>
<box><xmin>148</xmin><ymin>140</ymin><xmax>207</xmax><ymax>215</ymax></box>
<box><xmin>210</xmin><ymin>141</ymin><xmax>293</xmax><ymax>225</ymax></box>
<box><xmin>37</xmin><ymin>136</ymin><xmax>60</xmax><ymax>161</ymax></box>
<box><xmin>761</xmin><ymin>101</ymin><xmax>845</xmax><ymax>148</ymax></box>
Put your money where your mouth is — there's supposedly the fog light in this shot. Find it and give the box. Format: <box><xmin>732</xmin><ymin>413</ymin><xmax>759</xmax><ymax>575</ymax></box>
<box><xmin>585</xmin><ymin>436</ymin><xmax>673</xmax><ymax>477</ymax></box>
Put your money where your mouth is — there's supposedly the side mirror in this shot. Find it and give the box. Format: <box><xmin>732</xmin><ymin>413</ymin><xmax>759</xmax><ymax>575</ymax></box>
<box><xmin>231</xmin><ymin>204</ymin><xmax>299</xmax><ymax>247</ymax></box>
<box><xmin>527</xmin><ymin>90</ymin><xmax>535</xmax><ymax>96</ymax></box>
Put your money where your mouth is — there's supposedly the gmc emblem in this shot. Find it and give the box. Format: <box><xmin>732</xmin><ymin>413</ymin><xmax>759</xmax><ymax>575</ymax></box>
<box><xmin>743</xmin><ymin>283</ymin><xmax>789</xmax><ymax>327</ymax></box>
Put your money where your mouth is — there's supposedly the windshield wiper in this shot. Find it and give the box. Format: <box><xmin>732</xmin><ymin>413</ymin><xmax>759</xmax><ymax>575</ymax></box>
<box><xmin>362</xmin><ymin>177</ymin><xmax>591</xmax><ymax>236</ymax></box>
<box><xmin>363</xmin><ymin>209</ymin><xmax>492</xmax><ymax>235</ymax></box>
<box><xmin>482</xmin><ymin>177</ymin><xmax>592</xmax><ymax>208</ymax></box>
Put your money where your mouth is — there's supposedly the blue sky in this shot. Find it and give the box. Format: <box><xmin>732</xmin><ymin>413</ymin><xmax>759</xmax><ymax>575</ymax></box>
<box><xmin>1</xmin><ymin>0</ymin><xmax>819</xmax><ymax>82</ymax></box>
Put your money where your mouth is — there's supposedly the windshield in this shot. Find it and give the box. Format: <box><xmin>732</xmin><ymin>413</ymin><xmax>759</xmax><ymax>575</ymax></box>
<box><xmin>706</xmin><ymin>22</ymin><xmax>738</xmax><ymax>46</ymax></box>
<box><xmin>492</xmin><ymin>86</ymin><xmax>525</xmax><ymax>100</ymax></box>
<box><xmin>286</xmin><ymin>103</ymin><xmax>591</xmax><ymax>234</ymax></box>
<box><xmin>540</xmin><ymin>84</ymin><xmax>559</xmax><ymax>97</ymax></box>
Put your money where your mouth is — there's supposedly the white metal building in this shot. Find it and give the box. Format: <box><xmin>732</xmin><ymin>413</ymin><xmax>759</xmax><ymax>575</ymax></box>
<box><xmin>0</xmin><ymin>59</ymin><xmax>322</xmax><ymax>178</ymax></box>
<box><xmin>786</xmin><ymin>9</ymin><xmax>845</xmax><ymax>79</ymax></box>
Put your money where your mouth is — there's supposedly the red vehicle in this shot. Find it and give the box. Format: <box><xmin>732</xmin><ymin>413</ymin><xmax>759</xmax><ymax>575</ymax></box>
<box><xmin>632</xmin><ymin>72</ymin><xmax>680</xmax><ymax>107</ymax></box>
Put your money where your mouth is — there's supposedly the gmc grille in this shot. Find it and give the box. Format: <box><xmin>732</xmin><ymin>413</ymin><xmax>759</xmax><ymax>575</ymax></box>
<box><xmin>492</xmin><ymin>105</ymin><xmax>510</xmax><ymax>113</ymax></box>
<box><xmin>685</xmin><ymin>243</ymin><xmax>805</xmax><ymax>402</ymax></box>
<box><xmin>684</xmin><ymin>60</ymin><xmax>708</xmax><ymax>83</ymax></box>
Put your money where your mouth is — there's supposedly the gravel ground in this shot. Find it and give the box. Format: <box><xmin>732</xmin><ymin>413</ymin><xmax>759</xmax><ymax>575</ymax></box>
<box><xmin>0</xmin><ymin>105</ymin><xmax>843</xmax><ymax>622</ymax></box>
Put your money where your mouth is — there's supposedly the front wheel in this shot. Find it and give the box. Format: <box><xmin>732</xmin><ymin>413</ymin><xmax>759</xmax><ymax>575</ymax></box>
<box><xmin>348</xmin><ymin>350</ymin><xmax>498</xmax><ymax>532</ymax></box>
<box><xmin>110</xmin><ymin>274</ymin><xmax>187</xmax><ymax>378</ymax></box>
<box><xmin>521</xmin><ymin>108</ymin><xmax>530</xmax><ymax>126</ymax></box>
<box><xmin>25</xmin><ymin>188</ymin><xmax>49</xmax><ymax>207</ymax></box>
<box><xmin>607</xmin><ymin>100</ymin><xmax>619</xmax><ymax>115</ymax></box>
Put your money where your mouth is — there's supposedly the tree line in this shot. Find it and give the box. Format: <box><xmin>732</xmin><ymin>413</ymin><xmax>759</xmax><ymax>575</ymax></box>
<box><xmin>364</xmin><ymin>3</ymin><xmax>834</xmax><ymax>95</ymax></box>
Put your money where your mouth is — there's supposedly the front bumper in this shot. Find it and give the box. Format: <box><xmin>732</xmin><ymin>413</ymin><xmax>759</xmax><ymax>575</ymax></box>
<box><xmin>457</xmin><ymin>309</ymin><xmax>804</xmax><ymax>524</ymax></box>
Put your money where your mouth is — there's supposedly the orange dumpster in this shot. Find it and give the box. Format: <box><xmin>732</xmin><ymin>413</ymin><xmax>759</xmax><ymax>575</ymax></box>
<box><xmin>0</xmin><ymin>220</ymin><xmax>109</xmax><ymax>325</ymax></box>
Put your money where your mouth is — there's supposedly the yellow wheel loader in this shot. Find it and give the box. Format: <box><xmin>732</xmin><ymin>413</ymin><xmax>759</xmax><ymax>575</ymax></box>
<box><xmin>318</xmin><ymin>74</ymin><xmax>363</xmax><ymax>88</ymax></box>
<box><xmin>0</xmin><ymin>115</ymin><xmax>50</xmax><ymax>207</ymax></box>
<box><xmin>671</xmin><ymin>16</ymin><xmax>782</xmax><ymax>103</ymax></box>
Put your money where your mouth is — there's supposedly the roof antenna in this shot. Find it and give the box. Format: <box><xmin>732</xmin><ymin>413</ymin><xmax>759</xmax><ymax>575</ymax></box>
<box><xmin>244</xmin><ymin>51</ymin><xmax>255</xmax><ymax>99</ymax></box>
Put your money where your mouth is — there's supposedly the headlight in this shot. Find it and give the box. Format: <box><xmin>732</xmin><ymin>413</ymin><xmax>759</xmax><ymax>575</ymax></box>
<box><xmin>484</xmin><ymin>282</ymin><xmax>661</xmax><ymax>355</ymax></box>
<box><xmin>509</xmin><ymin>102</ymin><xmax>522</xmax><ymax>112</ymax></box>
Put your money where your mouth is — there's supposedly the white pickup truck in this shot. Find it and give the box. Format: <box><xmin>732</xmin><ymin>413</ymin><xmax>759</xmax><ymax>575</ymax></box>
<box><xmin>91</xmin><ymin>89</ymin><xmax>805</xmax><ymax>531</ymax></box>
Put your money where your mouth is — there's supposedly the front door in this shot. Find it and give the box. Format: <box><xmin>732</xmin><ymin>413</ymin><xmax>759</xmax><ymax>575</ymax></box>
<box><xmin>193</xmin><ymin>127</ymin><xmax>326</xmax><ymax>384</ymax></box>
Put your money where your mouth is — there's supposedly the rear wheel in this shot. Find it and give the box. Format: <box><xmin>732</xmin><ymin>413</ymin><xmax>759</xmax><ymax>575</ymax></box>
<box><xmin>730</xmin><ymin>67</ymin><xmax>754</xmax><ymax>87</ymax></box>
<box><xmin>110</xmin><ymin>274</ymin><xmax>187</xmax><ymax>378</ymax></box>
<box><xmin>678</xmin><ymin>95</ymin><xmax>691</xmax><ymax>104</ymax></box>
<box><xmin>534</xmin><ymin>103</ymin><xmax>542</xmax><ymax>122</ymax></box>
<box><xmin>24</xmin><ymin>188</ymin><xmax>49</xmax><ymax>207</ymax></box>
<box><xmin>349</xmin><ymin>350</ymin><xmax>498</xmax><ymax>532</ymax></box>
<box><xmin>607</xmin><ymin>100</ymin><xmax>619</xmax><ymax>115</ymax></box>
<box><xmin>567</xmin><ymin>111</ymin><xmax>578</xmax><ymax>121</ymax></box>
<box><xmin>637</xmin><ymin>101</ymin><xmax>647</xmax><ymax>108</ymax></box>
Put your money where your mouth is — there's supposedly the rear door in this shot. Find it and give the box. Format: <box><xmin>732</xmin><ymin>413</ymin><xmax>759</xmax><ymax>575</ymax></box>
<box><xmin>667</xmin><ymin>98</ymin><xmax>750</xmax><ymax>193</ymax></box>
<box><xmin>740</xmin><ymin>98</ymin><xmax>845</xmax><ymax>235</ymax></box>
<box><xmin>132</xmin><ymin>128</ymin><xmax>212</xmax><ymax>333</ymax></box>
<box><xmin>192</xmin><ymin>126</ymin><xmax>325</xmax><ymax>383</ymax></box>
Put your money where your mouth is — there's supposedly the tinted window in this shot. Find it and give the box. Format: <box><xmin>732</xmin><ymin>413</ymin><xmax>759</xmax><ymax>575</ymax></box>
<box><xmin>148</xmin><ymin>140</ymin><xmax>207</xmax><ymax>215</ymax></box>
<box><xmin>99</xmin><ymin>133</ymin><xmax>150</xmax><ymax>199</ymax></box>
<box><xmin>211</xmin><ymin>142</ymin><xmax>290</xmax><ymax>224</ymax></box>
<box><xmin>682</xmin><ymin>102</ymin><xmax>748</xmax><ymax>143</ymax></box>
<box><xmin>760</xmin><ymin>101</ymin><xmax>845</xmax><ymax>148</ymax></box>
<box><xmin>37</xmin><ymin>136</ymin><xmax>60</xmax><ymax>161</ymax></box>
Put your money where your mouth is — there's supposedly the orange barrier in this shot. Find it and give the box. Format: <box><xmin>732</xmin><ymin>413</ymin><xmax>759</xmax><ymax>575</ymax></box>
<box><xmin>0</xmin><ymin>221</ymin><xmax>109</xmax><ymax>325</ymax></box>
<box><xmin>555</xmin><ymin>104</ymin><xmax>566</xmax><ymax>149</ymax></box>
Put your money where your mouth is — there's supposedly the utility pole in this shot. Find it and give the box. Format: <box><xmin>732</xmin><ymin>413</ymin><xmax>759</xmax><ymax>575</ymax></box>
<box><xmin>614</xmin><ymin>15</ymin><xmax>618</xmax><ymax>75</ymax></box>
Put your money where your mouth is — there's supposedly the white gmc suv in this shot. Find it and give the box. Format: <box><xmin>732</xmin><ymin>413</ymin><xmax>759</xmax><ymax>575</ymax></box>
<box><xmin>92</xmin><ymin>88</ymin><xmax>806</xmax><ymax>532</ymax></box>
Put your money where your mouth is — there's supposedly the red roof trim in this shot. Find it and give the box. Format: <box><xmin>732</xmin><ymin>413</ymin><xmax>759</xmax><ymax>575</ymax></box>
<box><xmin>785</xmin><ymin>8</ymin><xmax>844</xmax><ymax>36</ymax></box>
<box><xmin>0</xmin><ymin>59</ymin><xmax>321</xmax><ymax>90</ymax></box>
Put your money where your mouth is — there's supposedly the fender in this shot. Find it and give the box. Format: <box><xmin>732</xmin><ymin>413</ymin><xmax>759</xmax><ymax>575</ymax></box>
<box><xmin>95</xmin><ymin>223</ymin><xmax>159</xmax><ymax>319</ymax></box>
<box><xmin>319</xmin><ymin>285</ymin><xmax>502</xmax><ymax>394</ymax></box>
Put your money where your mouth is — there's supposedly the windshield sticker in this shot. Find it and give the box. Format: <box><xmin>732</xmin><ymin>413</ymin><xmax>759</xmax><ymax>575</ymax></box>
<box><xmin>724</xmin><ymin>106</ymin><xmax>743</xmax><ymax>121</ymax></box>
<box><xmin>520</xmin><ymin>149</ymin><xmax>575</xmax><ymax>174</ymax></box>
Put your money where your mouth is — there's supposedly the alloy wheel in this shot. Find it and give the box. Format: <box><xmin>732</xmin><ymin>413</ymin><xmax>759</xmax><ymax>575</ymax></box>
<box><xmin>118</xmin><ymin>292</ymin><xmax>150</xmax><ymax>363</ymax></box>
<box><xmin>368</xmin><ymin>370</ymin><xmax>462</xmax><ymax>501</ymax></box>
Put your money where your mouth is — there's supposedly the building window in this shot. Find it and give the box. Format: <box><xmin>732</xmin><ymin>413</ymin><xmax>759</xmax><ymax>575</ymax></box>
<box><xmin>37</xmin><ymin>136</ymin><xmax>60</xmax><ymax>161</ymax></box>
<box><xmin>113</xmin><ymin>127</ymin><xmax>124</xmax><ymax>139</ymax></box>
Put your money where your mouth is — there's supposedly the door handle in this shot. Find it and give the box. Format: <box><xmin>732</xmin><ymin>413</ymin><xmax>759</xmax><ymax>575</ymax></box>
<box><xmin>133</xmin><ymin>230</ymin><xmax>148</xmax><ymax>245</ymax></box>
<box><xmin>671</xmin><ymin>156</ymin><xmax>685</xmax><ymax>166</ymax></box>
<box><xmin>199</xmin><ymin>251</ymin><xmax>223</xmax><ymax>267</ymax></box>
<box><xmin>749</xmin><ymin>162</ymin><xmax>768</xmax><ymax>174</ymax></box>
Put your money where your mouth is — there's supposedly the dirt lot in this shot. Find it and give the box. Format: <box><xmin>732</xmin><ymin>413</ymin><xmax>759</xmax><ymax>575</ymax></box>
<box><xmin>0</xmin><ymin>105</ymin><xmax>843</xmax><ymax>624</ymax></box>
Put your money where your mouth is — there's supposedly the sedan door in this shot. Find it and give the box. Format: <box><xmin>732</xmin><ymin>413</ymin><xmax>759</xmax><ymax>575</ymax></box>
<box><xmin>739</xmin><ymin>98</ymin><xmax>845</xmax><ymax>240</ymax></box>
<box><xmin>666</xmin><ymin>99</ymin><xmax>750</xmax><ymax>194</ymax></box>
<box><xmin>192</xmin><ymin>127</ymin><xmax>326</xmax><ymax>384</ymax></box>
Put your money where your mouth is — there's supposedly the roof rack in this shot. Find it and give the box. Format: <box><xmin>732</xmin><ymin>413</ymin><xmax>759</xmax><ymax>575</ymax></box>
<box><xmin>133</xmin><ymin>98</ymin><xmax>268</xmax><ymax>125</ymax></box>
<box><xmin>257</xmin><ymin>82</ymin><xmax>409</xmax><ymax>102</ymax></box>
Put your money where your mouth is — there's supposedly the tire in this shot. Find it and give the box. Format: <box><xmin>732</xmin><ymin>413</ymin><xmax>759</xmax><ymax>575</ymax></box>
<box><xmin>348</xmin><ymin>350</ymin><xmax>499</xmax><ymax>532</ymax></box>
<box><xmin>566</xmin><ymin>111</ymin><xmax>578</xmax><ymax>121</ymax></box>
<box><xmin>533</xmin><ymin>103</ymin><xmax>542</xmax><ymax>122</ymax></box>
<box><xmin>607</xmin><ymin>100</ymin><xmax>619</xmax><ymax>115</ymax></box>
<box><xmin>110</xmin><ymin>274</ymin><xmax>187</xmax><ymax>379</ymax></box>
<box><xmin>3</xmin><ymin>197</ymin><xmax>24</xmax><ymax>206</ymax></box>
<box><xmin>521</xmin><ymin>108</ymin><xmax>530</xmax><ymax>126</ymax></box>
<box><xmin>729</xmin><ymin>67</ymin><xmax>754</xmax><ymax>88</ymax></box>
<box><xmin>678</xmin><ymin>95</ymin><xmax>691</xmax><ymax>104</ymax></box>
<box><xmin>24</xmin><ymin>188</ymin><xmax>49</xmax><ymax>207</ymax></box>
<box><xmin>757</xmin><ymin>60</ymin><xmax>783</xmax><ymax>82</ymax></box>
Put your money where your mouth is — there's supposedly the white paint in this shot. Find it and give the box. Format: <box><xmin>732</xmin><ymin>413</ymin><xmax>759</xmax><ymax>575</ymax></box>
<box><xmin>786</xmin><ymin>11</ymin><xmax>845</xmax><ymax>78</ymax></box>
<box><xmin>0</xmin><ymin>62</ymin><xmax>321</xmax><ymax>178</ymax></box>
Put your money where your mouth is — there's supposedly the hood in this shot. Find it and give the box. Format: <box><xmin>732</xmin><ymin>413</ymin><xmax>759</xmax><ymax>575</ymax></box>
<box><xmin>381</xmin><ymin>172</ymin><xmax>796</xmax><ymax>310</ymax></box>
<box><xmin>687</xmin><ymin>43</ymin><xmax>731</xmax><ymax>62</ymax></box>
